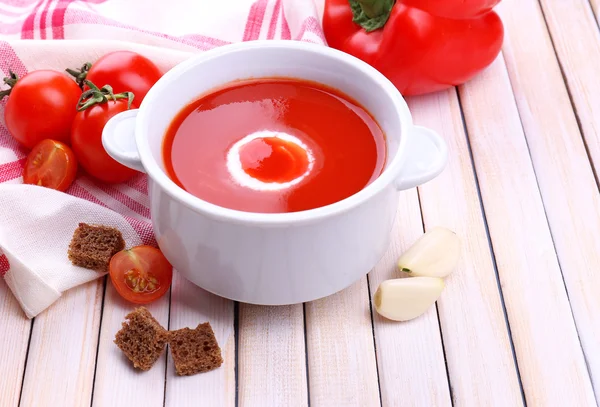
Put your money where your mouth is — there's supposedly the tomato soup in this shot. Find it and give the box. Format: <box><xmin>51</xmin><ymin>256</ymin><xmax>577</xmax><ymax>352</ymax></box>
<box><xmin>163</xmin><ymin>78</ymin><xmax>386</xmax><ymax>213</ymax></box>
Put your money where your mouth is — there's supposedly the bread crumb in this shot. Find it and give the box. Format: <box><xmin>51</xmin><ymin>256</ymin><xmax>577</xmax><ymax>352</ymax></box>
<box><xmin>114</xmin><ymin>307</ymin><xmax>169</xmax><ymax>371</ymax></box>
<box><xmin>169</xmin><ymin>322</ymin><xmax>223</xmax><ymax>375</ymax></box>
<box><xmin>68</xmin><ymin>223</ymin><xmax>125</xmax><ymax>272</ymax></box>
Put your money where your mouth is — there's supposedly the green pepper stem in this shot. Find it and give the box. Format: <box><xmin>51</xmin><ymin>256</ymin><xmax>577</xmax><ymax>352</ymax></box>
<box><xmin>356</xmin><ymin>0</ymin><xmax>387</xmax><ymax>18</ymax></box>
<box><xmin>349</xmin><ymin>0</ymin><xmax>395</xmax><ymax>32</ymax></box>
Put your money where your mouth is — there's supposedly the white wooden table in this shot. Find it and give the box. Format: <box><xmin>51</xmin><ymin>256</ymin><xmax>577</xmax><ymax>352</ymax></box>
<box><xmin>2</xmin><ymin>0</ymin><xmax>600</xmax><ymax>405</ymax></box>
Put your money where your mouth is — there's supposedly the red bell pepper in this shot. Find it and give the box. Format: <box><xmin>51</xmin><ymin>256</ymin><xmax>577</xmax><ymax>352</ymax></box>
<box><xmin>323</xmin><ymin>0</ymin><xmax>504</xmax><ymax>95</ymax></box>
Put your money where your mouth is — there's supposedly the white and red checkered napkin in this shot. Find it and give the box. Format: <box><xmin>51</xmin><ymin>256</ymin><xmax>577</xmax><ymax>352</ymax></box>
<box><xmin>0</xmin><ymin>0</ymin><xmax>327</xmax><ymax>318</ymax></box>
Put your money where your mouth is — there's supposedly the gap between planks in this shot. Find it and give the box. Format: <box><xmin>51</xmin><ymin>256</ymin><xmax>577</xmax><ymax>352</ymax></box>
<box><xmin>457</xmin><ymin>47</ymin><xmax>597</xmax><ymax>407</ymax></box>
<box><xmin>0</xmin><ymin>279</ymin><xmax>32</xmax><ymax>407</ymax></box>
<box><xmin>237</xmin><ymin>303</ymin><xmax>307</xmax><ymax>406</ymax></box>
<box><xmin>92</xmin><ymin>271</ymin><xmax>236</xmax><ymax>407</ymax></box>
<box><xmin>165</xmin><ymin>271</ymin><xmax>235</xmax><ymax>407</ymax></box>
<box><xmin>19</xmin><ymin>280</ymin><xmax>104</xmax><ymax>407</ymax></box>
<box><xmin>89</xmin><ymin>277</ymin><xmax>108</xmax><ymax>406</ymax></box>
<box><xmin>496</xmin><ymin>0</ymin><xmax>600</xmax><ymax>401</ymax></box>
<box><xmin>368</xmin><ymin>187</ymin><xmax>452</xmax><ymax>407</ymax></box>
<box><xmin>539</xmin><ymin>0</ymin><xmax>600</xmax><ymax>183</ymax></box>
<box><xmin>407</xmin><ymin>90</ymin><xmax>524</xmax><ymax>407</ymax></box>
<box><xmin>531</xmin><ymin>0</ymin><xmax>600</xmax><ymax>395</ymax></box>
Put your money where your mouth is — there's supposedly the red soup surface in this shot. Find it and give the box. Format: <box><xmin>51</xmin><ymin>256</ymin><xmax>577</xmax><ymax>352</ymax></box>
<box><xmin>163</xmin><ymin>78</ymin><xmax>386</xmax><ymax>213</ymax></box>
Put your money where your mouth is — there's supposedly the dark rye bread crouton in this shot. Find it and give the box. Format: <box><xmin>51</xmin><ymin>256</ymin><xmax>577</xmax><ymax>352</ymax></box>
<box><xmin>68</xmin><ymin>222</ymin><xmax>125</xmax><ymax>272</ymax></box>
<box><xmin>169</xmin><ymin>322</ymin><xmax>223</xmax><ymax>375</ymax></box>
<box><xmin>114</xmin><ymin>307</ymin><xmax>169</xmax><ymax>371</ymax></box>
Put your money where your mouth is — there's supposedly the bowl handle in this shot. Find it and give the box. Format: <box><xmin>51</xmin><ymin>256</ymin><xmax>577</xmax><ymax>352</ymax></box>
<box><xmin>102</xmin><ymin>109</ymin><xmax>146</xmax><ymax>173</ymax></box>
<box><xmin>394</xmin><ymin>125</ymin><xmax>448</xmax><ymax>190</ymax></box>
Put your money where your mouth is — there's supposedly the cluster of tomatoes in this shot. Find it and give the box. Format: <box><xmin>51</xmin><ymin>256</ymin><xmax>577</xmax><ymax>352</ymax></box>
<box><xmin>1</xmin><ymin>50</ymin><xmax>162</xmax><ymax>190</ymax></box>
<box><xmin>1</xmin><ymin>50</ymin><xmax>174</xmax><ymax>305</ymax></box>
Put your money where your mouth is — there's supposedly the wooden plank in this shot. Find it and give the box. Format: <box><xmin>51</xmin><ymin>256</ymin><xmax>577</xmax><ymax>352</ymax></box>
<box><xmin>408</xmin><ymin>90</ymin><xmax>525</xmax><ymax>406</ymax></box>
<box><xmin>368</xmin><ymin>188</ymin><xmax>452</xmax><ymax>407</ymax></box>
<box><xmin>305</xmin><ymin>278</ymin><xmax>380</xmax><ymax>406</ymax></box>
<box><xmin>538</xmin><ymin>0</ymin><xmax>600</xmax><ymax>176</ymax></box>
<box><xmin>91</xmin><ymin>281</ymin><xmax>170</xmax><ymax>407</ymax></box>
<box><xmin>164</xmin><ymin>271</ymin><xmax>235</xmax><ymax>407</ymax></box>
<box><xmin>497</xmin><ymin>0</ymin><xmax>600</xmax><ymax>396</ymax></box>
<box><xmin>0</xmin><ymin>279</ymin><xmax>32</xmax><ymax>407</ymax></box>
<box><xmin>19</xmin><ymin>281</ymin><xmax>104</xmax><ymax>407</ymax></box>
<box><xmin>458</xmin><ymin>56</ymin><xmax>597</xmax><ymax>406</ymax></box>
<box><xmin>238</xmin><ymin>304</ymin><xmax>308</xmax><ymax>406</ymax></box>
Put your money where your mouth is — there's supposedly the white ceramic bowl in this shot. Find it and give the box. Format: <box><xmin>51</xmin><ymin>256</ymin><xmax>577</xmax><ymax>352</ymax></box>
<box><xmin>102</xmin><ymin>40</ymin><xmax>447</xmax><ymax>305</ymax></box>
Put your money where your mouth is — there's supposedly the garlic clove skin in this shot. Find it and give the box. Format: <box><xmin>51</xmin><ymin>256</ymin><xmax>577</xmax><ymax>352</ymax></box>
<box><xmin>397</xmin><ymin>226</ymin><xmax>461</xmax><ymax>278</ymax></box>
<box><xmin>374</xmin><ymin>277</ymin><xmax>445</xmax><ymax>322</ymax></box>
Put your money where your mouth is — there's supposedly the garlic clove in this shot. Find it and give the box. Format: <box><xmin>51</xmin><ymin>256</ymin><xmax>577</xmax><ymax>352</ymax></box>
<box><xmin>374</xmin><ymin>277</ymin><xmax>445</xmax><ymax>321</ymax></box>
<box><xmin>397</xmin><ymin>226</ymin><xmax>461</xmax><ymax>278</ymax></box>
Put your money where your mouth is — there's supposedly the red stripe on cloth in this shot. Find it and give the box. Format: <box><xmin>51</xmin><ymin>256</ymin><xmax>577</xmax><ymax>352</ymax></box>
<box><xmin>266</xmin><ymin>0</ymin><xmax>281</xmax><ymax>40</ymax></box>
<box><xmin>242</xmin><ymin>0</ymin><xmax>268</xmax><ymax>41</ymax></box>
<box><xmin>0</xmin><ymin>40</ymin><xmax>28</xmax><ymax>76</ymax></box>
<box><xmin>0</xmin><ymin>125</ymin><xmax>28</xmax><ymax>160</ymax></box>
<box><xmin>20</xmin><ymin>0</ymin><xmax>43</xmax><ymax>39</ymax></box>
<box><xmin>50</xmin><ymin>0</ymin><xmax>72</xmax><ymax>39</ymax></box>
<box><xmin>0</xmin><ymin>158</ymin><xmax>26</xmax><ymax>182</ymax></box>
<box><xmin>124</xmin><ymin>174</ymin><xmax>148</xmax><ymax>195</ymax></box>
<box><xmin>63</xmin><ymin>9</ymin><xmax>230</xmax><ymax>50</ymax></box>
<box><xmin>68</xmin><ymin>183</ymin><xmax>157</xmax><ymax>247</ymax></box>
<box><xmin>38</xmin><ymin>0</ymin><xmax>54</xmax><ymax>39</ymax></box>
<box><xmin>128</xmin><ymin>217</ymin><xmax>156</xmax><ymax>247</ymax></box>
<box><xmin>280</xmin><ymin>2</ymin><xmax>291</xmax><ymax>40</ymax></box>
<box><xmin>91</xmin><ymin>179</ymin><xmax>151</xmax><ymax>219</ymax></box>
<box><xmin>0</xmin><ymin>254</ymin><xmax>9</xmax><ymax>277</ymax></box>
<box><xmin>294</xmin><ymin>16</ymin><xmax>326</xmax><ymax>43</ymax></box>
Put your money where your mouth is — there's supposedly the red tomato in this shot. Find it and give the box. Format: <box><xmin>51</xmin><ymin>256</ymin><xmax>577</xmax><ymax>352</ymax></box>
<box><xmin>2</xmin><ymin>70</ymin><xmax>81</xmax><ymax>149</ymax></box>
<box><xmin>84</xmin><ymin>51</ymin><xmax>162</xmax><ymax>107</ymax></box>
<box><xmin>23</xmin><ymin>139</ymin><xmax>78</xmax><ymax>191</ymax></box>
<box><xmin>71</xmin><ymin>98</ymin><xmax>139</xmax><ymax>184</ymax></box>
<box><xmin>109</xmin><ymin>245</ymin><xmax>173</xmax><ymax>304</ymax></box>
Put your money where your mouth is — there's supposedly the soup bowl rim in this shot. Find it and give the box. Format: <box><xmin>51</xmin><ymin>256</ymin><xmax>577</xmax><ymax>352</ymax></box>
<box><xmin>135</xmin><ymin>40</ymin><xmax>412</xmax><ymax>226</ymax></box>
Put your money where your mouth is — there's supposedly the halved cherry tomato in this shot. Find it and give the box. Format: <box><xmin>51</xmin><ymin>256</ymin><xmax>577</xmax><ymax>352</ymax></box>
<box><xmin>109</xmin><ymin>245</ymin><xmax>173</xmax><ymax>304</ymax></box>
<box><xmin>23</xmin><ymin>139</ymin><xmax>78</xmax><ymax>191</ymax></box>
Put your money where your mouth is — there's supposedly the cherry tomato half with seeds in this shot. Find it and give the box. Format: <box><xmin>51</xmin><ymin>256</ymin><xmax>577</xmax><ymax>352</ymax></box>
<box><xmin>23</xmin><ymin>139</ymin><xmax>78</xmax><ymax>191</ymax></box>
<box><xmin>109</xmin><ymin>245</ymin><xmax>173</xmax><ymax>304</ymax></box>
<box><xmin>2</xmin><ymin>70</ymin><xmax>81</xmax><ymax>149</ymax></box>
